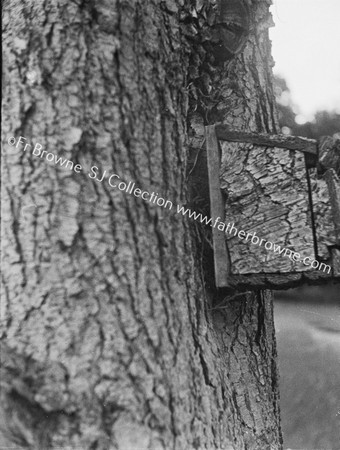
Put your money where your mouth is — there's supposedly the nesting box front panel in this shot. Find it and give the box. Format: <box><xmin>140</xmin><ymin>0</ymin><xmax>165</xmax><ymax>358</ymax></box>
<box><xmin>219</xmin><ymin>141</ymin><xmax>315</xmax><ymax>274</ymax></box>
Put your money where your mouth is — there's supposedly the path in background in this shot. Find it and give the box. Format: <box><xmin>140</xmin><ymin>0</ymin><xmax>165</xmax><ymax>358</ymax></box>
<box><xmin>274</xmin><ymin>285</ymin><xmax>340</xmax><ymax>450</ymax></box>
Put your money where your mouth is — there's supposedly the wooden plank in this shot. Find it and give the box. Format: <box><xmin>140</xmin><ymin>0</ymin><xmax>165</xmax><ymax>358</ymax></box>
<box><xmin>325</xmin><ymin>169</ymin><xmax>340</xmax><ymax>244</ymax></box>
<box><xmin>205</xmin><ymin>125</ymin><xmax>230</xmax><ymax>287</ymax></box>
<box><xmin>225</xmin><ymin>271</ymin><xmax>332</xmax><ymax>290</ymax></box>
<box><xmin>215</xmin><ymin>124</ymin><xmax>318</xmax><ymax>158</ymax></box>
<box><xmin>331</xmin><ymin>249</ymin><xmax>340</xmax><ymax>277</ymax></box>
<box><xmin>309</xmin><ymin>168</ymin><xmax>338</xmax><ymax>260</ymax></box>
<box><xmin>219</xmin><ymin>140</ymin><xmax>316</xmax><ymax>275</ymax></box>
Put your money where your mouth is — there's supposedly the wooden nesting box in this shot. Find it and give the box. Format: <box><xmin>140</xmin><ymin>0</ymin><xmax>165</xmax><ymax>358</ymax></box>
<box><xmin>205</xmin><ymin>125</ymin><xmax>340</xmax><ymax>289</ymax></box>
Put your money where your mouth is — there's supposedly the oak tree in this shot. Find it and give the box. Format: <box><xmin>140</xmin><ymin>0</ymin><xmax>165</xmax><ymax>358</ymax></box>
<box><xmin>1</xmin><ymin>1</ymin><xmax>283</xmax><ymax>449</ymax></box>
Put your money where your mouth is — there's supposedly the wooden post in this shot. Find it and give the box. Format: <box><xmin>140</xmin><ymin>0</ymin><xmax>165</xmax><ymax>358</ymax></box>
<box><xmin>205</xmin><ymin>125</ymin><xmax>230</xmax><ymax>287</ymax></box>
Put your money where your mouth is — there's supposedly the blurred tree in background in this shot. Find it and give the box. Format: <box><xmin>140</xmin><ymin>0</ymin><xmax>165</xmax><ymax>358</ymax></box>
<box><xmin>274</xmin><ymin>75</ymin><xmax>340</xmax><ymax>139</ymax></box>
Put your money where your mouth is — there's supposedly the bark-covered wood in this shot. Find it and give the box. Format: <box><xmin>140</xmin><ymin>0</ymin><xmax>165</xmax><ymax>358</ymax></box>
<box><xmin>215</xmin><ymin>124</ymin><xmax>318</xmax><ymax>157</ymax></box>
<box><xmin>317</xmin><ymin>134</ymin><xmax>340</xmax><ymax>176</ymax></box>
<box><xmin>325</xmin><ymin>169</ymin><xmax>340</xmax><ymax>244</ymax></box>
<box><xmin>313</xmin><ymin>134</ymin><xmax>340</xmax><ymax>274</ymax></box>
<box><xmin>311</xmin><ymin>167</ymin><xmax>340</xmax><ymax>273</ymax></box>
<box><xmin>203</xmin><ymin>129</ymin><xmax>340</xmax><ymax>288</ymax></box>
<box><xmin>310</xmin><ymin>170</ymin><xmax>338</xmax><ymax>259</ymax></box>
<box><xmin>204</xmin><ymin>136</ymin><xmax>337</xmax><ymax>289</ymax></box>
<box><xmin>220</xmin><ymin>143</ymin><xmax>314</xmax><ymax>273</ymax></box>
<box><xmin>2</xmin><ymin>1</ymin><xmax>282</xmax><ymax>449</ymax></box>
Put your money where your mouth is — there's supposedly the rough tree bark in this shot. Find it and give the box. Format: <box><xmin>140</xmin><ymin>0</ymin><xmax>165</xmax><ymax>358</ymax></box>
<box><xmin>1</xmin><ymin>1</ymin><xmax>282</xmax><ymax>449</ymax></box>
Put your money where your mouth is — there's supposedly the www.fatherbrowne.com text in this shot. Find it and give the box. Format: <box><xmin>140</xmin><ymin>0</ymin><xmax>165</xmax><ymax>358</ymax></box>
<box><xmin>176</xmin><ymin>205</ymin><xmax>331</xmax><ymax>274</ymax></box>
<box><xmin>9</xmin><ymin>135</ymin><xmax>331</xmax><ymax>275</ymax></box>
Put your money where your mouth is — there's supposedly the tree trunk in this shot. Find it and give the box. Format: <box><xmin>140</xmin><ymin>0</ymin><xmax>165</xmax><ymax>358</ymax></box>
<box><xmin>1</xmin><ymin>1</ymin><xmax>282</xmax><ymax>449</ymax></box>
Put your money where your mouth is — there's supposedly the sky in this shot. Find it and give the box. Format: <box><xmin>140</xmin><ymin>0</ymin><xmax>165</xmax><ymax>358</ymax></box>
<box><xmin>269</xmin><ymin>0</ymin><xmax>340</xmax><ymax>122</ymax></box>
